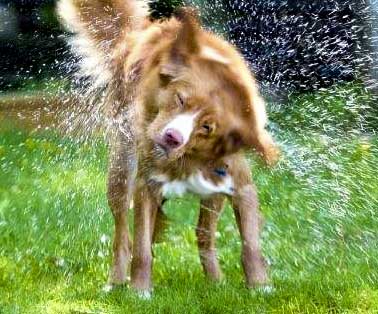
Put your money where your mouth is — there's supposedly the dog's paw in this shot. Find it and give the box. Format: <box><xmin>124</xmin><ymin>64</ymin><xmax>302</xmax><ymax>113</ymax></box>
<box><xmin>136</xmin><ymin>289</ymin><xmax>153</xmax><ymax>300</ymax></box>
<box><xmin>102</xmin><ymin>284</ymin><xmax>115</xmax><ymax>294</ymax></box>
<box><xmin>107</xmin><ymin>274</ymin><xmax>131</xmax><ymax>286</ymax></box>
<box><xmin>102</xmin><ymin>277</ymin><xmax>131</xmax><ymax>294</ymax></box>
<box><xmin>255</xmin><ymin>284</ymin><xmax>275</xmax><ymax>295</ymax></box>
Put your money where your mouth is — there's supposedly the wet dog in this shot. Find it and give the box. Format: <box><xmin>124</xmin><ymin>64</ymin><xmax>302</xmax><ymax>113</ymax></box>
<box><xmin>57</xmin><ymin>0</ymin><xmax>279</xmax><ymax>295</ymax></box>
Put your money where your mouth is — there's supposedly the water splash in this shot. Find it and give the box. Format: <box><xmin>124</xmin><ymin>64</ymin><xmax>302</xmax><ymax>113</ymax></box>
<box><xmin>189</xmin><ymin>0</ymin><xmax>378</xmax><ymax>95</ymax></box>
<box><xmin>1</xmin><ymin>1</ymin><xmax>378</xmax><ymax>303</ymax></box>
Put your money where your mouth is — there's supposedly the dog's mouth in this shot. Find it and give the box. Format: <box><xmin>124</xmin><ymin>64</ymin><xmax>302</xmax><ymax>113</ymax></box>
<box><xmin>153</xmin><ymin>142</ymin><xmax>169</xmax><ymax>159</ymax></box>
<box><xmin>152</xmin><ymin>141</ymin><xmax>187</xmax><ymax>163</ymax></box>
<box><xmin>153</xmin><ymin>134</ymin><xmax>185</xmax><ymax>160</ymax></box>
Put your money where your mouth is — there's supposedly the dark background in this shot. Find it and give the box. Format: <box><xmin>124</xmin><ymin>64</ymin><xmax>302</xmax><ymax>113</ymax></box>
<box><xmin>0</xmin><ymin>0</ymin><xmax>377</xmax><ymax>95</ymax></box>
<box><xmin>0</xmin><ymin>0</ymin><xmax>66</xmax><ymax>91</ymax></box>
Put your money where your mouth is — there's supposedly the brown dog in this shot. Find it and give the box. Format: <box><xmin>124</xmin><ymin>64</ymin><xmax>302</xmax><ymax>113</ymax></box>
<box><xmin>57</xmin><ymin>0</ymin><xmax>279</xmax><ymax>295</ymax></box>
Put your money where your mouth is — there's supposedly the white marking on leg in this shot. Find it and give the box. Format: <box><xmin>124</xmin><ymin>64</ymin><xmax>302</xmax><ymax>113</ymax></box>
<box><xmin>162</xmin><ymin>112</ymin><xmax>198</xmax><ymax>145</ymax></box>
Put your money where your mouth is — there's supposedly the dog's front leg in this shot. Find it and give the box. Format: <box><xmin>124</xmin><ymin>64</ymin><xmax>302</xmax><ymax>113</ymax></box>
<box><xmin>107</xmin><ymin>139</ymin><xmax>136</xmax><ymax>286</ymax></box>
<box><xmin>196</xmin><ymin>195</ymin><xmax>225</xmax><ymax>281</ymax></box>
<box><xmin>130</xmin><ymin>184</ymin><xmax>157</xmax><ymax>294</ymax></box>
<box><xmin>151</xmin><ymin>201</ymin><xmax>168</xmax><ymax>243</ymax></box>
<box><xmin>231</xmin><ymin>184</ymin><xmax>268</xmax><ymax>288</ymax></box>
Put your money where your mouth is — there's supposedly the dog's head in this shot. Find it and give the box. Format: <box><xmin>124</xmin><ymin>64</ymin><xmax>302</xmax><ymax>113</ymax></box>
<box><xmin>143</xmin><ymin>9</ymin><xmax>279</xmax><ymax>165</ymax></box>
<box><xmin>146</xmin><ymin>71</ymin><xmax>258</xmax><ymax>162</ymax></box>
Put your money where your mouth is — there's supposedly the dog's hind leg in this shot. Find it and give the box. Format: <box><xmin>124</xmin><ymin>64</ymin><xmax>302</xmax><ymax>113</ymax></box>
<box><xmin>231</xmin><ymin>183</ymin><xmax>268</xmax><ymax>288</ymax></box>
<box><xmin>107</xmin><ymin>136</ymin><xmax>137</xmax><ymax>286</ymax></box>
<box><xmin>196</xmin><ymin>195</ymin><xmax>225</xmax><ymax>282</ymax></box>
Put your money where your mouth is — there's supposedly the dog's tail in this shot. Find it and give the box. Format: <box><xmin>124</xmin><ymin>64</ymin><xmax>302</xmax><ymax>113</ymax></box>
<box><xmin>57</xmin><ymin>0</ymin><xmax>148</xmax><ymax>51</ymax></box>
<box><xmin>57</xmin><ymin>0</ymin><xmax>149</xmax><ymax>85</ymax></box>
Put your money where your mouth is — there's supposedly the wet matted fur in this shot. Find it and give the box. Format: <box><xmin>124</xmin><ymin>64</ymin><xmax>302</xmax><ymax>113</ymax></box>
<box><xmin>57</xmin><ymin>0</ymin><xmax>279</xmax><ymax>295</ymax></box>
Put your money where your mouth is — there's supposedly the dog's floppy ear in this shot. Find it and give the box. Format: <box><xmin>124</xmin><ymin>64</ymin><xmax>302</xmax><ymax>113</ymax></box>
<box><xmin>246</xmin><ymin>96</ymin><xmax>280</xmax><ymax>166</ymax></box>
<box><xmin>160</xmin><ymin>7</ymin><xmax>200</xmax><ymax>83</ymax></box>
<box><xmin>249</xmin><ymin>130</ymin><xmax>280</xmax><ymax>166</ymax></box>
<box><xmin>218</xmin><ymin>128</ymin><xmax>279</xmax><ymax>166</ymax></box>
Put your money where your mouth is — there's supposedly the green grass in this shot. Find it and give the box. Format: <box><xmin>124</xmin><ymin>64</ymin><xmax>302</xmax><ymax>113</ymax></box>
<box><xmin>1</xmin><ymin>87</ymin><xmax>378</xmax><ymax>313</ymax></box>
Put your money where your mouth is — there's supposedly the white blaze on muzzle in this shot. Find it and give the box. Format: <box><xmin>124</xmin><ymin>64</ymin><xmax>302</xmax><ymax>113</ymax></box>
<box><xmin>162</xmin><ymin>112</ymin><xmax>199</xmax><ymax>146</ymax></box>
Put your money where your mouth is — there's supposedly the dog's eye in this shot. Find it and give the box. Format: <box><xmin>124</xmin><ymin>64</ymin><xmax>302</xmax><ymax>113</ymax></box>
<box><xmin>176</xmin><ymin>93</ymin><xmax>185</xmax><ymax>107</ymax></box>
<box><xmin>214</xmin><ymin>168</ymin><xmax>227</xmax><ymax>177</ymax></box>
<box><xmin>202</xmin><ymin>124</ymin><xmax>212</xmax><ymax>133</ymax></box>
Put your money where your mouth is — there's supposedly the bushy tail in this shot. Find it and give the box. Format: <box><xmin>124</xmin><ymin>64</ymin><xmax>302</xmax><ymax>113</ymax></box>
<box><xmin>57</xmin><ymin>0</ymin><xmax>148</xmax><ymax>52</ymax></box>
<box><xmin>55</xmin><ymin>0</ymin><xmax>149</xmax><ymax>138</ymax></box>
<box><xmin>57</xmin><ymin>0</ymin><xmax>149</xmax><ymax>86</ymax></box>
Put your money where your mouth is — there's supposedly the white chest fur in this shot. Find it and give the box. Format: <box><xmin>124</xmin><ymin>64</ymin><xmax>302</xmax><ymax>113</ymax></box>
<box><xmin>151</xmin><ymin>171</ymin><xmax>234</xmax><ymax>198</ymax></box>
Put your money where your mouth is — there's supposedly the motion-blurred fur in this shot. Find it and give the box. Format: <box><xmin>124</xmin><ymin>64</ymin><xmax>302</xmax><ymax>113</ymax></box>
<box><xmin>57</xmin><ymin>0</ymin><xmax>279</xmax><ymax>294</ymax></box>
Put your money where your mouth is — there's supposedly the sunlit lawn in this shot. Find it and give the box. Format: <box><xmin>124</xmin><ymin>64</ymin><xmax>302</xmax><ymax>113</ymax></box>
<box><xmin>1</xmin><ymin>85</ymin><xmax>378</xmax><ymax>313</ymax></box>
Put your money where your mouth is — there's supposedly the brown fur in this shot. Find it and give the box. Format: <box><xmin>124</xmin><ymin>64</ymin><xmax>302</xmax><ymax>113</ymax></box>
<box><xmin>194</xmin><ymin>154</ymin><xmax>268</xmax><ymax>285</ymax></box>
<box><xmin>57</xmin><ymin>0</ymin><xmax>278</xmax><ymax>293</ymax></box>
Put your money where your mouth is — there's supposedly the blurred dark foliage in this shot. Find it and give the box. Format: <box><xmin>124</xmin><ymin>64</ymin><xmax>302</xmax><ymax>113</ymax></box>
<box><xmin>224</xmin><ymin>0</ymin><xmax>374</xmax><ymax>93</ymax></box>
<box><xmin>0</xmin><ymin>0</ymin><xmax>68</xmax><ymax>91</ymax></box>
<box><xmin>0</xmin><ymin>0</ymin><xmax>376</xmax><ymax>95</ymax></box>
<box><xmin>149</xmin><ymin>0</ymin><xmax>184</xmax><ymax>19</ymax></box>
